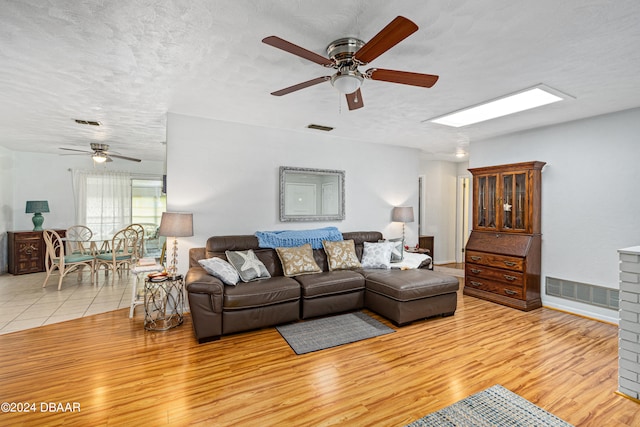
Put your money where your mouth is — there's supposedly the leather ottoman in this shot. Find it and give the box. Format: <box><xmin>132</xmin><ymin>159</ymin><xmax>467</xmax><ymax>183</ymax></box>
<box><xmin>363</xmin><ymin>269</ymin><xmax>460</xmax><ymax>326</ymax></box>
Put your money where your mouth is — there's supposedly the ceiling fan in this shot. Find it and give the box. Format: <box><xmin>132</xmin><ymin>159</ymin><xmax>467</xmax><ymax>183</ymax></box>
<box><xmin>60</xmin><ymin>143</ymin><xmax>142</xmax><ymax>163</ymax></box>
<box><xmin>262</xmin><ymin>16</ymin><xmax>439</xmax><ymax>110</ymax></box>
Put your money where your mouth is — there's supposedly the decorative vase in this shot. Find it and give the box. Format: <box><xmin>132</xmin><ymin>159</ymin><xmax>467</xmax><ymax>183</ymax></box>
<box><xmin>32</xmin><ymin>213</ymin><xmax>44</xmax><ymax>231</ymax></box>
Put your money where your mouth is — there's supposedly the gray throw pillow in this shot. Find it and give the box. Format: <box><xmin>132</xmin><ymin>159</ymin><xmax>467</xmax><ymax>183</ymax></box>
<box><xmin>198</xmin><ymin>257</ymin><xmax>239</xmax><ymax>286</ymax></box>
<box><xmin>361</xmin><ymin>241</ymin><xmax>392</xmax><ymax>269</ymax></box>
<box><xmin>225</xmin><ymin>249</ymin><xmax>271</xmax><ymax>282</ymax></box>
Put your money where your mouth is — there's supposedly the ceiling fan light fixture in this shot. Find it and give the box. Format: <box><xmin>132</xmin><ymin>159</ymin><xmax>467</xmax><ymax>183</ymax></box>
<box><xmin>331</xmin><ymin>71</ymin><xmax>363</xmax><ymax>94</ymax></box>
<box><xmin>92</xmin><ymin>152</ymin><xmax>108</xmax><ymax>163</ymax></box>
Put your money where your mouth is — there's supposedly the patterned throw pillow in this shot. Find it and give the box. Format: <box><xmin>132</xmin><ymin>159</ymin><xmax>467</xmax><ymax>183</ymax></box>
<box><xmin>275</xmin><ymin>244</ymin><xmax>322</xmax><ymax>277</ymax></box>
<box><xmin>388</xmin><ymin>237</ymin><xmax>404</xmax><ymax>262</ymax></box>
<box><xmin>361</xmin><ymin>241</ymin><xmax>393</xmax><ymax>269</ymax></box>
<box><xmin>323</xmin><ymin>240</ymin><xmax>362</xmax><ymax>271</ymax></box>
<box><xmin>225</xmin><ymin>249</ymin><xmax>272</xmax><ymax>282</ymax></box>
<box><xmin>198</xmin><ymin>257</ymin><xmax>239</xmax><ymax>286</ymax></box>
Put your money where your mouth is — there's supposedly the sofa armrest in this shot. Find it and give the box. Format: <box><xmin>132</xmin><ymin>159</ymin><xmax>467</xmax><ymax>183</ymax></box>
<box><xmin>185</xmin><ymin>266</ymin><xmax>225</xmax><ymax>343</ymax></box>
<box><xmin>418</xmin><ymin>257</ymin><xmax>433</xmax><ymax>270</ymax></box>
<box><xmin>185</xmin><ymin>266</ymin><xmax>224</xmax><ymax>312</ymax></box>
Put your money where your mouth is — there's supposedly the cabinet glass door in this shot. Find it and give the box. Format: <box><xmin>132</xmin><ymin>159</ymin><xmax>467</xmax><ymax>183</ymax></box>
<box><xmin>502</xmin><ymin>172</ymin><xmax>527</xmax><ymax>231</ymax></box>
<box><xmin>476</xmin><ymin>175</ymin><xmax>497</xmax><ymax>229</ymax></box>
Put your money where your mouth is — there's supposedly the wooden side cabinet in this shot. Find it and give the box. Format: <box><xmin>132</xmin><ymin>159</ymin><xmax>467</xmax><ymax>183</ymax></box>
<box><xmin>418</xmin><ymin>235</ymin><xmax>434</xmax><ymax>260</ymax></box>
<box><xmin>8</xmin><ymin>230</ymin><xmax>66</xmax><ymax>275</ymax></box>
<box><xmin>464</xmin><ymin>161</ymin><xmax>545</xmax><ymax>311</ymax></box>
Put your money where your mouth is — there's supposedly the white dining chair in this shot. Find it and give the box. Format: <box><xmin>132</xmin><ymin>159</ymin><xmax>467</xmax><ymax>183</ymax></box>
<box><xmin>43</xmin><ymin>229</ymin><xmax>95</xmax><ymax>290</ymax></box>
<box><xmin>95</xmin><ymin>227</ymin><xmax>139</xmax><ymax>284</ymax></box>
<box><xmin>65</xmin><ymin>225</ymin><xmax>93</xmax><ymax>255</ymax></box>
<box><xmin>126</xmin><ymin>223</ymin><xmax>145</xmax><ymax>260</ymax></box>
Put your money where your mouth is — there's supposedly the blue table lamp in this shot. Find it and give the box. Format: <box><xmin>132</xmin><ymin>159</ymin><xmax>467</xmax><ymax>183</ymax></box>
<box><xmin>25</xmin><ymin>200</ymin><xmax>50</xmax><ymax>231</ymax></box>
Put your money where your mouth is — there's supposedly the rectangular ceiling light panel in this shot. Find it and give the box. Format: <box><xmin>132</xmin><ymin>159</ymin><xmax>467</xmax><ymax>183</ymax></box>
<box><xmin>428</xmin><ymin>85</ymin><xmax>569</xmax><ymax>128</ymax></box>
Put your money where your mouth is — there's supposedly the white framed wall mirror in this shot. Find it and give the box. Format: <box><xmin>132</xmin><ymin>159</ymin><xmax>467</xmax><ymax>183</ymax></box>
<box><xmin>279</xmin><ymin>166</ymin><xmax>345</xmax><ymax>222</ymax></box>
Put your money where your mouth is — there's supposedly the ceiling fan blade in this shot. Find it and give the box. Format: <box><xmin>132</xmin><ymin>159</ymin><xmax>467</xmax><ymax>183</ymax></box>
<box><xmin>345</xmin><ymin>89</ymin><xmax>364</xmax><ymax>110</ymax></box>
<box><xmin>271</xmin><ymin>76</ymin><xmax>331</xmax><ymax>96</ymax></box>
<box><xmin>60</xmin><ymin>147</ymin><xmax>91</xmax><ymax>153</ymax></box>
<box><xmin>354</xmin><ymin>16</ymin><xmax>418</xmax><ymax>65</ymax></box>
<box><xmin>108</xmin><ymin>153</ymin><xmax>142</xmax><ymax>162</ymax></box>
<box><xmin>262</xmin><ymin>36</ymin><xmax>334</xmax><ymax>67</ymax></box>
<box><xmin>367</xmin><ymin>68</ymin><xmax>439</xmax><ymax>88</ymax></box>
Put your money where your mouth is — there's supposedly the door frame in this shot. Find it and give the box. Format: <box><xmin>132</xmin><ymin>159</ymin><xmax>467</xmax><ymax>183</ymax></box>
<box><xmin>456</xmin><ymin>175</ymin><xmax>471</xmax><ymax>263</ymax></box>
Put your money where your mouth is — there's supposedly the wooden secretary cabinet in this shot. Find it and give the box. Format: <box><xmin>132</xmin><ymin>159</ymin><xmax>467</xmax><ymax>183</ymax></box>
<box><xmin>464</xmin><ymin>161</ymin><xmax>545</xmax><ymax>311</ymax></box>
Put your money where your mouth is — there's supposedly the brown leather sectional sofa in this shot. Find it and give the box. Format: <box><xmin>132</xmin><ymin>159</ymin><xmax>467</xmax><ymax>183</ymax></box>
<box><xmin>186</xmin><ymin>231</ymin><xmax>459</xmax><ymax>344</ymax></box>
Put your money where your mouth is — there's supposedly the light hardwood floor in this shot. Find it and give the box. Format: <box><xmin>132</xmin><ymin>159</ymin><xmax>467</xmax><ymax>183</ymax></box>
<box><xmin>1</xmin><ymin>280</ymin><xmax>638</xmax><ymax>426</ymax></box>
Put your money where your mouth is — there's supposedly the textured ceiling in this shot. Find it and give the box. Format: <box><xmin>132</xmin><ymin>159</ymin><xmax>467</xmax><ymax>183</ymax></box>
<box><xmin>1</xmin><ymin>0</ymin><xmax>640</xmax><ymax>163</ymax></box>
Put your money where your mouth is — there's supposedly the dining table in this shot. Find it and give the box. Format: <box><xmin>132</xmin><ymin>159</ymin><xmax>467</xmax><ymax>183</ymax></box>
<box><xmin>63</xmin><ymin>234</ymin><xmax>114</xmax><ymax>256</ymax></box>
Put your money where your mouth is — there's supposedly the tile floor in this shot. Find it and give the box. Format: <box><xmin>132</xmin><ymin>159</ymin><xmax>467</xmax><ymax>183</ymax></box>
<box><xmin>0</xmin><ymin>269</ymin><xmax>143</xmax><ymax>335</ymax></box>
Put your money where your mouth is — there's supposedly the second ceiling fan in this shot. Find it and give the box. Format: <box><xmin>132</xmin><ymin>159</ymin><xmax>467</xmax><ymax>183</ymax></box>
<box><xmin>262</xmin><ymin>16</ymin><xmax>439</xmax><ymax>110</ymax></box>
<box><xmin>60</xmin><ymin>143</ymin><xmax>141</xmax><ymax>163</ymax></box>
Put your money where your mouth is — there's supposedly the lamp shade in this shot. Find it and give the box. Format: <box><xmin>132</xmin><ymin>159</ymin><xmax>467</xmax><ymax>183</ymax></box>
<box><xmin>92</xmin><ymin>152</ymin><xmax>108</xmax><ymax>163</ymax></box>
<box><xmin>25</xmin><ymin>200</ymin><xmax>50</xmax><ymax>213</ymax></box>
<box><xmin>392</xmin><ymin>206</ymin><xmax>414</xmax><ymax>223</ymax></box>
<box><xmin>158</xmin><ymin>212</ymin><xmax>193</xmax><ymax>237</ymax></box>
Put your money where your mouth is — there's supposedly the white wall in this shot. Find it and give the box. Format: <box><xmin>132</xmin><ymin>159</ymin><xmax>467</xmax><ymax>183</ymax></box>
<box><xmin>470</xmin><ymin>107</ymin><xmax>640</xmax><ymax>323</ymax></box>
<box><xmin>166</xmin><ymin>113</ymin><xmax>422</xmax><ymax>274</ymax></box>
<box><xmin>0</xmin><ymin>146</ymin><xmax>14</xmax><ymax>272</ymax></box>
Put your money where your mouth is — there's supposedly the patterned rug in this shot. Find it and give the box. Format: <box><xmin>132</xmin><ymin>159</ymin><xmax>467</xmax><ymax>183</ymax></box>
<box><xmin>276</xmin><ymin>311</ymin><xmax>394</xmax><ymax>355</ymax></box>
<box><xmin>407</xmin><ymin>385</ymin><xmax>573</xmax><ymax>427</ymax></box>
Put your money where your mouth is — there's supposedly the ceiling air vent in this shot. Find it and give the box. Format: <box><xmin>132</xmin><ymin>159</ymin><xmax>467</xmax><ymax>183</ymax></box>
<box><xmin>74</xmin><ymin>119</ymin><xmax>101</xmax><ymax>126</ymax></box>
<box><xmin>307</xmin><ymin>124</ymin><xmax>334</xmax><ymax>132</ymax></box>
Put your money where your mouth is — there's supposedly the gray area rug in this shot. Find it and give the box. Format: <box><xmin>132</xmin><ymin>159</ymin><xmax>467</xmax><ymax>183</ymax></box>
<box><xmin>276</xmin><ymin>311</ymin><xmax>394</xmax><ymax>355</ymax></box>
<box><xmin>407</xmin><ymin>385</ymin><xmax>573</xmax><ymax>427</ymax></box>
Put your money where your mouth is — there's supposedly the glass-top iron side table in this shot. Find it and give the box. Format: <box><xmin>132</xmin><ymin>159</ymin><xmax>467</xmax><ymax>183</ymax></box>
<box><xmin>144</xmin><ymin>274</ymin><xmax>184</xmax><ymax>331</ymax></box>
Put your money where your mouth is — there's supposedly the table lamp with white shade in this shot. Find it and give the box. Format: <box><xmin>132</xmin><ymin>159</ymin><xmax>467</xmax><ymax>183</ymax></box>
<box><xmin>391</xmin><ymin>206</ymin><xmax>414</xmax><ymax>243</ymax></box>
<box><xmin>158</xmin><ymin>212</ymin><xmax>193</xmax><ymax>278</ymax></box>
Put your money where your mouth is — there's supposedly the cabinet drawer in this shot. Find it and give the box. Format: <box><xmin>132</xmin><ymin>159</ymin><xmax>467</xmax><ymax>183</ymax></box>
<box><xmin>465</xmin><ymin>277</ymin><xmax>524</xmax><ymax>300</ymax></box>
<box><xmin>466</xmin><ymin>264</ymin><xmax>523</xmax><ymax>287</ymax></box>
<box><xmin>466</xmin><ymin>250</ymin><xmax>523</xmax><ymax>271</ymax></box>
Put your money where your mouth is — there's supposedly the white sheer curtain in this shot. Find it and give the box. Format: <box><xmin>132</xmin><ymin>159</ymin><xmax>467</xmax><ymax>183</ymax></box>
<box><xmin>72</xmin><ymin>169</ymin><xmax>131</xmax><ymax>237</ymax></box>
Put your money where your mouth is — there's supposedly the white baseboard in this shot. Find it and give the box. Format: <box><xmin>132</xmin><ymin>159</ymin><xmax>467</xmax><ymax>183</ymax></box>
<box><xmin>434</xmin><ymin>259</ymin><xmax>457</xmax><ymax>265</ymax></box>
<box><xmin>543</xmin><ymin>300</ymin><xmax>619</xmax><ymax>325</ymax></box>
